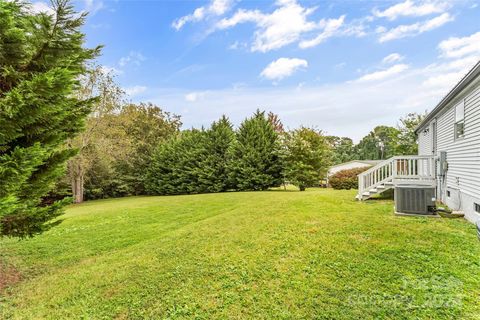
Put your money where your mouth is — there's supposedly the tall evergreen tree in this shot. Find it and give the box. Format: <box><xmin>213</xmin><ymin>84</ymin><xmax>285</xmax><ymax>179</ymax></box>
<box><xmin>146</xmin><ymin>129</ymin><xmax>207</xmax><ymax>195</ymax></box>
<box><xmin>0</xmin><ymin>1</ymin><xmax>99</xmax><ymax>237</ymax></box>
<box><xmin>229</xmin><ymin>110</ymin><xmax>283</xmax><ymax>191</ymax></box>
<box><xmin>198</xmin><ymin>116</ymin><xmax>235</xmax><ymax>192</ymax></box>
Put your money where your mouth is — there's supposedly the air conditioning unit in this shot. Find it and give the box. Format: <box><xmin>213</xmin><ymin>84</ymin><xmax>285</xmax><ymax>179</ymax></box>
<box><xmin>395</xmin><ymin>186</ymin><xmax>436</xmax><ymax>215</ymax></box>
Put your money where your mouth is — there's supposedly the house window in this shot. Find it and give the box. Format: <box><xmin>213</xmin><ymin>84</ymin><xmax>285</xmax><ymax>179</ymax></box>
<box><xmin>447</xmin><ymin>190</ymin><xmax>451</xmax><ymax>197</ymax></box>
<box><xmin>475</xmin><ymin>203</ymin><xmax>480</xmax><ymax>213</ymax></box>
<box><xmin>454</xmin><ymin>101</ymin><xmax>465</xmax><ymax>139</ymax></box>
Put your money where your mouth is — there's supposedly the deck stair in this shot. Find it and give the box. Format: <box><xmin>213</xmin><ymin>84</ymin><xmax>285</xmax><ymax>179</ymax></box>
<box><xmin>357</xmin><ymin>155</ymin><xmax>436</xmax><ymax>201</ymax></box>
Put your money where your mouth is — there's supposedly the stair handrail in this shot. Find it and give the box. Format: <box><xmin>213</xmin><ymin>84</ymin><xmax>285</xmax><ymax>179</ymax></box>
<box><xmin>358</xmin><ymin>157</ymin><xmax>395</xmax><ymax>197</ymax></box>
<box><xmin>357</xmin><ymin>155</ymin><xmax>437</xmax><ymax>199</ymax></box>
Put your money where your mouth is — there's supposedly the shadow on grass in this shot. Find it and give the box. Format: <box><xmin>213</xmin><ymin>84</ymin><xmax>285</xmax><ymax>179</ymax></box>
<box><xmin>365</xmin><ymin>189</ymin><xmax>394</xmax><ymax>201</ymax></box>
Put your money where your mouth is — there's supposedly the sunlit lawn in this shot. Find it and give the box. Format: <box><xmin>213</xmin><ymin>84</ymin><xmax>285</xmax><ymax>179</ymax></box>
<box><xmin>1</xmin><ymin>189</ymin><xmax>479</xmax><ymax>319</ymax></box>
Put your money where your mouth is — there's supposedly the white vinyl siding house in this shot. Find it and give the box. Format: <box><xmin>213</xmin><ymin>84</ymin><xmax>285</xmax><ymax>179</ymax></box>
<box><xmin>357</xmin><ymin>61</ymin><xmax>480</xmax><ymax>223</ymax></box>
<box><xmin>416</xmin><ymin>61</ymin><xmax>480</xmax><ymax>223</ymax></box>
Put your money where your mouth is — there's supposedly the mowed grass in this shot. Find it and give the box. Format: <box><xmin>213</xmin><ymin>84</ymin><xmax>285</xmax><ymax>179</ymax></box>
<box><xmin>1</xmin><ymin>189</ymin><xmax>480</xmax><ymax>319</ymax></box>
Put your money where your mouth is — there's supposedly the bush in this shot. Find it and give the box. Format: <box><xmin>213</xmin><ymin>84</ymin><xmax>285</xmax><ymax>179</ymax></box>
<box><xmin>329</xmin><ymin>167</ymin><xmax>368</xmax><ymax>190</ymax></box>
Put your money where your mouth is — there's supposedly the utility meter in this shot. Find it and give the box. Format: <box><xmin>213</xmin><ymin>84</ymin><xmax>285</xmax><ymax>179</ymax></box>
<box><xmin>438</xmin><ymin>151</ymin><xmax>448</xmax><ymax>176</ymax></box>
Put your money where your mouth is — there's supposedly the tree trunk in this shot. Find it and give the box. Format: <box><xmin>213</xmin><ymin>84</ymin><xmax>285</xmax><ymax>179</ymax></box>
<box><xmin>71</xmin><ymin>175</ymin><xmax>84</xmax><ymax>203</ymax></box>
<box><xmin>69</xmin><ymin>159</ymin><xmax>85</xmax><ymax>203</ymax></box>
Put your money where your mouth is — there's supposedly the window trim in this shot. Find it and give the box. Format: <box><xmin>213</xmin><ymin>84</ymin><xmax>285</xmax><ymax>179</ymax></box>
<box><xmin>474</xmin><ymin>203</ymin><xmax>480</xmax><ymax>214</ymax></box>
<box><xmin>454</xmin><ymin>100</ymin><xmax>465</xmax><ymax>140</ymax></box>
<box><xmin>454</xmin><ymin>121</ymin><xmax>465</xmax><ymax>140</ymax></box>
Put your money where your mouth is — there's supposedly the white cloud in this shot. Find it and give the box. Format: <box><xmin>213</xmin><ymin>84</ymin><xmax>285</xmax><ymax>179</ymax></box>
<box><xmin>422</xmin><ymin>32</ymin><xmax>480</xmax><ymax>89</ymax></box>
<box><xmin>438</xmin><ymin>31</ymin><xmax>480</xmax><ymax>58</ymax></box>
<box><xmin>144</xmin><ymin>35</ymin><xmax>480</xmax><ymax>142</ymax></box>
<box><xmin>83</xmin><ymin>0</ymin><xmax>104</xmax><ymax>15</ymax></box>
<box><xmin>382</xmin><ymin>53</ymin><xmax>405</xmax><ymax>64</ymax></box>
<box><xmin>215</xmin><ymin>8</ymin><xmax>263</xmax><ymax>29</ymax></box>
<box><xmin>119</xmin><ymin>51</ymin><xmax>146</xmax><ymax>67</ymax></box>
<box><xmin>373</xmin><ymin>0</ymin><xmax>450</xmax><ymax>20</ymax></box>
<box><xmin>378</xmin><ymin>12</ymin><xmax>453</xmax><ymax>42</ymax></box>
<box><xmin>172</xmin><ymin>0</ymin><xmax>233</xmax><ymax>30</ymax></box>
<box><xmin>217</xmin><ymin>1</ymin><xmax>318</xmax><ymax>52</ymax></box>
<box><xmin>125</xmin><ymin>85</ymin><xmax>147</xmax><ymax>97</ymax></box>
<box><xmin>228</xmin><ymin>41</ymin><xmax>247</xmax><ymax>50</ymax></box>
<box><xmin>100</xmin><ymin>65</ymin><xmax>123</xmax><ymax>76</ymax></box>
<box><xmin>195</xmin><ymin>0</ymin><xmax>366</xmax><ymax>52</ymax></box>
<box><xmin>144</xmin><ymin>66</ymin><xmax>461</xmax><ymax>141</ymax></box>
<box><xmin>420</xmin><ymin>55</ymin><xmax>479</xmax><ymax>90</ymax></box>
<box><xmin>209</xmin><ymin>0</ymin><xmax>231</xmax><ymax>15</ymax></box>
<box><xmin>185</xmin><ymin>92</ymin><xmax>198</xmax><ymax>102</ymax></box>
<box><xmin>185</xmin><ymin>91</ymin><xmax>208</xmax><ymax>102</ymax></box>
<box><xmin>260</xmin><ymin>58</ymin><xmax>308</xmax><ymax>81</ymax></box>
<box><xmin>216</xmin><ymin>0</ymin><xmax>355</xmax><ymax>52</ymax></box>
<box><xmin>29</xmin><ymin>2</ymin><xmax>55</xmax><ymax>15</ymax></box>
<box><xmin>356</xmin><ymin>64</ymin><xmax>409</xmax><ymax>82</ymax></box>
<box><xmin>375</xmin><ymin>26</ymin><xmax>387</xmax><ymax>33</ymax></box>
<box><xmin>299</xmin><ymin>16</ymin><xmax>345</xmax><ymax>49</ymax></box>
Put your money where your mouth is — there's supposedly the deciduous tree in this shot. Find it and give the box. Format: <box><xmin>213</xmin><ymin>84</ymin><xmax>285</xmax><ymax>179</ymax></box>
<box><xmin>396</xmin><ymin>112</ymin><xmax>426</xmax><ymax>155</ymax></box>
<box><xmin>355</xmin><ymin>126</ymin><xmax>400</xmax><ymax>160</ymax></box>
<box><xmin>285</xmin><ymin>128</ymin><xmax>332</xmax><ymax>191</ymax></box>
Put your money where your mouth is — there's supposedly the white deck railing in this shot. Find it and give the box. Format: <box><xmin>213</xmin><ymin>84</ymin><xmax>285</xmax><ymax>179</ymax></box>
<box><xmin>358</xmin><ymin>155</ymin><xmax>436</xmax><ymax>197</ymax></box>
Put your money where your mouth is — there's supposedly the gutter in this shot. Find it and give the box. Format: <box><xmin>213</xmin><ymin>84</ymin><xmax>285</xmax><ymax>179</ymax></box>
<box><xmin>415</xmin><ymin>60</ymin><xmax>480</xmax><ymax>134</ymax></box>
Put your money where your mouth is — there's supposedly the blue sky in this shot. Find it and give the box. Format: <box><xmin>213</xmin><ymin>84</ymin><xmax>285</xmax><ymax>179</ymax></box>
<box><xmin>34</xmin><ymin>0</ymin><xmax>480</xmax><ymax>140</ymax></box>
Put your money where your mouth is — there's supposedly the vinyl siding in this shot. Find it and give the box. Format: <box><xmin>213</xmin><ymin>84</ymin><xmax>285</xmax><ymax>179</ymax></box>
<box><xmin>436</xmin><ymin>84</ymin><xmax>480</xmax><ymax>200</ymax></box>
<box><xmin>415</xmin><ymin>69</ymin><xmax>480</xmax><ymax>222</ymax></box>
<box><xmin>418</xmin><ymin>123</ymin><xmax>432</xmax><ymax>155</ymax></box>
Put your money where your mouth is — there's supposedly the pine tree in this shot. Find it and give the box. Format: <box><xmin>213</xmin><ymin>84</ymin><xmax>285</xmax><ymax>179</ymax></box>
<box><xmin>198</xmin><ymin>116</ymin><xmax>235</xmax><ymax>192</ymax></box>
<box><xmin>145</xmin><ymin>137</ymin><xmax>179</xmax><ymax>195</ymax></box>
<box><xmin>0</xmin><ymin>1</ymin><xmax>99</xmax><ymax>237</ymax></box>
<box><xmin>146</xmin><ymin>129</ymin><xmax>207</xmax><ymax>195</ymax></box>
<box><xmin>229</xmin><ymin>110</ymin><xmax>283</xmax><ymax>191</ymax></box>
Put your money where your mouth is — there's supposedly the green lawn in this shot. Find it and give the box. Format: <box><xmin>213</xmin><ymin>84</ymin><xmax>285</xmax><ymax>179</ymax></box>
<box><xmin>1</xmin><ymin>189</ymin><xmax>479</xmax><ymax>319</ymax></box>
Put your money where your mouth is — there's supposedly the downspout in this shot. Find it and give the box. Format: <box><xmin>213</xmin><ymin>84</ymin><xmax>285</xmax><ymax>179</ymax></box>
<box><xmin>476</xmin><ymin>220</ymin><xmax>480</xmax><ymax>241</ymax></box>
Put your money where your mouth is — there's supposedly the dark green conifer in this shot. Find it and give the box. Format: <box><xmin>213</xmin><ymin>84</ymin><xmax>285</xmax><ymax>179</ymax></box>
<box><xmin>199</xmin><ymin>115</ymin><xmax>235</xmax><ymax>192</ymax></box>
<box><xmin>0</xmin><ymin>1</ymin><xmax>99</xmax><ymax>237</ymax></box>
<box><xmin>229</xmin><ymin>110</ymin><xmax>283</xmax><ymax>191</ymax></box>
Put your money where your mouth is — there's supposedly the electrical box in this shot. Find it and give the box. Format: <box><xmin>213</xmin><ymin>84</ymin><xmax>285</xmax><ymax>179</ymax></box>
<box><xmin>438</xmin><ymin>151</ymin><xmax>448</xmax><ymax>177</ymax></box>
<box><xmin>395</xmin><ymin>186</ymin><xmax>436</xmax><ymax>215</ymax></box>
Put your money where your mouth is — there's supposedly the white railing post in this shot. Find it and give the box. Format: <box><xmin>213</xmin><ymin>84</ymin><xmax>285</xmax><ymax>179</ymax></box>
<box><xmin>358</xmin><ymin>174</ymin><xmax>364</xmax><ymax>196</ymax></box>
<box><xmin>393</xmin><ymin>159</ymin><xmax>397</xmax><ymax>178</ymax></box>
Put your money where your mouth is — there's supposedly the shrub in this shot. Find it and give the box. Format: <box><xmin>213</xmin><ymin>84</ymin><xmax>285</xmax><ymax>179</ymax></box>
<box><xmin>329</xmin><ymin>167</ymin><xmax>369</xmax><ymax>190</ymax></box>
